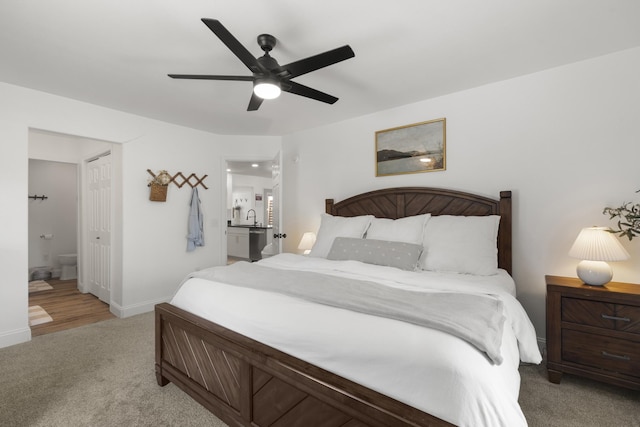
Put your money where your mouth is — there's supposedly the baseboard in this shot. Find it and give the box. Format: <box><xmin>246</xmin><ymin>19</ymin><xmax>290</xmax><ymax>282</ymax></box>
<box><xmin>109</xmin><ymin>296</ymin><xmax>172</xmax><ymax>318</ymax></box>
<box><xmin>0</xmin><ymin>326</ymin><xmax>32</xmax><ymax>349</ymax></box>
<box><xmin>77</xmin><ymin>279</ymin><xmax>89</xmax><ymax>294</ymax></box>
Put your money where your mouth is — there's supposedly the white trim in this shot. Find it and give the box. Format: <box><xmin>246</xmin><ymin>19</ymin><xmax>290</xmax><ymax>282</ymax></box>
<box><xmin>0</xmin><ymin>327</ymin><xmax>31</xmax><ymax>349</ymax></box>
<box><xmin>109</xmin><ymin>296</ymin><xmax>172</xmax><ymax>318</ymax></box>
<box><xmin>86</xmin><ymin>150</ymin><xmax>111</xmax><ymax>163</ymax></box>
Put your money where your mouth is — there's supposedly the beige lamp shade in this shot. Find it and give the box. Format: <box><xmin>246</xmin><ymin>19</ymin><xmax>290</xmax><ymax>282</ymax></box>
<box><xmin>298</xmin><ymin>232</ymin><xmax>317</xmax><ymax>254</ymax></box>
<box><xmin>568</xmin><ymin>226</ymin><xmax>630</xmax><ymax>286</ymax></box>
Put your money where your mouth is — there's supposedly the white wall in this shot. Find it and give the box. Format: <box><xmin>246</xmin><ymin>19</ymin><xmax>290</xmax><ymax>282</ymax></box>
<box><xmin>282</xmin><ymin>47</ymin><xmax>640</xmax><ymax>341</ymax></box>
<box><xmin>118</xmin><ymin>133</ymin><xmax>277</xmax><ymax>314</ymax></box>
<box><xmin>29</xmin><ymin>129</ymin><xmax>112</xmax><ymax>163</ymax></box>
<box><xmin>0</xmin><ymin>81</ymin><xmax>280</xmax><ymax>348</ymax></box>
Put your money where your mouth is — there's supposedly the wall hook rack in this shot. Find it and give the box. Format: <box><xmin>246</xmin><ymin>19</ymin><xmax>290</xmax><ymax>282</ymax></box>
<box><xmin>28</xmin><ymin>194</ymin><xmax>48</xmax><ymax>200</ymax></box>
<box><xmin>146</xmin><ymin>169</ymin><xmax>208</xmax><ymax>190</ymax></box>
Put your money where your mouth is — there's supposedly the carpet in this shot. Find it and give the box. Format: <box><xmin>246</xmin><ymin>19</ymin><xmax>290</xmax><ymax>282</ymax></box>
<box><xmin>29</xmin><ymin>280</ymin><xmax>53</xmax><ymax>293</ymax></box>
<box><xmin>1</xmin><ymin>312</ymin><xmax>638</xmax><ymax>426</ymax></box>
<box><xmin>0</xmin><ymin>312</ymin><xmax>227</xmax><ymax>427</ymax></box>
<box><xmin>28</xmin><ymin>305</ymin><xmax>53</xmax><ymax>326</ymax></box>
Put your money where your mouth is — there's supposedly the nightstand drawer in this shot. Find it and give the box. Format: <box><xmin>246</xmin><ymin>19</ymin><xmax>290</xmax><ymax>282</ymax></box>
<box><xmin>562</xmin><ymin>297</ymin><xmax>640</xmax><ymax>335</ymax></box>
<box><xmin>616</xmin><ymin>305</ymin><xmax>640</xmax><ymax>334</ymax></box>
<box><xmin>562</xmin><ymin>330</ymin><xmax>640</xmax><ymax>378</ymax></box>
<box><xmin>562</xmin><ymin>298</ymin><xmax>615</xmax><ymax>329</ymax></box>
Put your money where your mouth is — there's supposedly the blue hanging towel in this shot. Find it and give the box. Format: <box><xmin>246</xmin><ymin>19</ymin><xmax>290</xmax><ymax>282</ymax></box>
<box><xmin>186</xmin><ymin>187</ymin><xmax>204</xmax><ymax>252</ymax></box>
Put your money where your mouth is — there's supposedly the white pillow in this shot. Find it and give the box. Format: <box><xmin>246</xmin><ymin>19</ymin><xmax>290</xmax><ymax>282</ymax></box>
<box><xmin>420</xmin><ymin>215</ymin><xmax>500</xmax><ymax>275</ymax></box>
<box><xmin>365</xmin><ymin>214</ymin><xmax>430</xmax><ymax>245</ymax></box>
<box><xmin>309</xmin><ymin>214</ymin><xmax>374</xmax><ymax>258</ymax></box>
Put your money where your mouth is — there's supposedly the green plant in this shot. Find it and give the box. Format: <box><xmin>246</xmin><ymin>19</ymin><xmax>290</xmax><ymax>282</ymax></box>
<box><xmin>603</xmin><ymin>190</ymin><xmax>640</xmax><ymax>241</ymax></box>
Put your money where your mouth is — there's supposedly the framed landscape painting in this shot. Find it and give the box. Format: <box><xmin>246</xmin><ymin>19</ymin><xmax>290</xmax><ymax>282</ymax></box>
<box><xmin>375</xmin><ymin>118</ymin><xmax>446</xmax><ymax>177</ymax></box>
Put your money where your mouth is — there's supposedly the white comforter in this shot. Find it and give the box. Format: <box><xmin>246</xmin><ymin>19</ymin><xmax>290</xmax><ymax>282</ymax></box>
<box><xmin>171</xmin><ymin>253</ymin><xmax>542</xmax><ymax>427</ymax></box>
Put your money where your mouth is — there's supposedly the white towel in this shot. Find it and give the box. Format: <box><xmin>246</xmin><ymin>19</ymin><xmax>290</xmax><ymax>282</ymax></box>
<box><xmin>186</xmin><ymin>187</ymin><xmax>204</xmax><ymax>252</ymax></box>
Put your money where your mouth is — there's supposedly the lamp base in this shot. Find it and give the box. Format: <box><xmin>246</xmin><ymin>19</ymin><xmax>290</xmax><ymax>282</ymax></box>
<box><xmin>576</xmin><ymin>260</ymin><xmax>613</xmax><ymax>286</ymax></box>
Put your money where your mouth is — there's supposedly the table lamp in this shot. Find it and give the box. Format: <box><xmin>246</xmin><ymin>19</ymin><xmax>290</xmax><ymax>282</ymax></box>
<box><xmin>298</xmin><ymin>232</ymin><xmax>316</xmax><ymax>255</ymax></box>
<box><xmin>568</xmin><ymin>226</ymin><xmax>630</xmax><ymax>286</ymax></box>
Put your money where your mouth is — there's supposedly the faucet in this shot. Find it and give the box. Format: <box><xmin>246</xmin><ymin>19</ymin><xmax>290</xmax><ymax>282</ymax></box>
<box><xmin>246</xmin><ymin>209</ymin><xmax>257</xmax><ymax>226</ymax></box>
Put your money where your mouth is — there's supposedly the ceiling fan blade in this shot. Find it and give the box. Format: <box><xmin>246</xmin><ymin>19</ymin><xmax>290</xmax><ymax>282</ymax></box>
<box><xmin>282</xmin><ymin>81</ymin><xmax>338</xmax><ymax>104</ymax></box>
<box><xmin>168</xmin><ymin>74</ymin><xmax>254</xmax><ymax>81</ymax></box>
<box><xmin>247</xmin><ymin>92</ymin><xmax>264</xmax><ymax>111</ymax></box>
<box><xmin>282</xmin><ymin>45</ymin><xmax>354</xmax><ymax>79</ymax></box>
<box><xmin>201</xmin><ymin>19</ymin><xmax>263</xmax><ymax>74</ymax></box>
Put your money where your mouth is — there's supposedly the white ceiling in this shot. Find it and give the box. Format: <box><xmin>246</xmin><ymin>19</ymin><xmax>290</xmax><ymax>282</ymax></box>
<box><xmin>2</xmin><ymin>1</ymin><xmax>639</xmax><ymax>136</ymax></box>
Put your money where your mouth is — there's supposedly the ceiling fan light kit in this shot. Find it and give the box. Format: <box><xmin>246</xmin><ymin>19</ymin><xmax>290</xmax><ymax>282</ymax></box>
<box><xmin>253</xmin><ymin>78</ymin><xmax>281</xmax><ymax>99</ymax></box>
<box><xmin>169</xmin><ymin>19</ymin><xmax>354</xmax><ymax>111</ymax></box>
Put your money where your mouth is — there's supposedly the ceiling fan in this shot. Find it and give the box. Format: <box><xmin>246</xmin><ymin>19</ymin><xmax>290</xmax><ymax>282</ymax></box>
<box><xmin>169</xmin><ymin>19</ymin><xmax>355</xmax><ymax>111</ymax></box>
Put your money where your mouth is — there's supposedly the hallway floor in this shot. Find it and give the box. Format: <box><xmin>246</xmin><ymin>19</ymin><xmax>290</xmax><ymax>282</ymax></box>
<box><xmin>28</xmin><ymin>278</ymin><xmax>115</xmax><ymax>337</ymax></box>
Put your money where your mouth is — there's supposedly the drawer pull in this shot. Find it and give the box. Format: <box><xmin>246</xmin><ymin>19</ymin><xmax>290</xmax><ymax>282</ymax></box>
<box><xmin>601</xmin><ymin>351</ymin><xmax>631</xmax><ymax>361</ymax></box>
<box><xmin>601</xmin><ymin>314</ymin><xmax>631</xmax><ymax>322</ymax></box>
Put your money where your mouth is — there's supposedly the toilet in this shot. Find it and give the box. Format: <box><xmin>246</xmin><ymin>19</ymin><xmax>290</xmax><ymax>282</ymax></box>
<box><xmin>58</xmin><ymin>253</ymin><xmax>77</xmax><ymax>280</ymax></box>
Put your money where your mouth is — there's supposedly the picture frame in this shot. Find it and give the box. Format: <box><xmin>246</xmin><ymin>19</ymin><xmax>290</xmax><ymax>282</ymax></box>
<box><xmin>375</xmin><ymin>118</ymin><xmax>446</xmax><ymax>177</ymax></box>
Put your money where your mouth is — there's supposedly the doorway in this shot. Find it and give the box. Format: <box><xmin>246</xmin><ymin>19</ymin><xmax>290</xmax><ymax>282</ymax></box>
<box><xmin>28</xmin><ymin>159</ymin><xmax>78</xmax><ymax>282</ymax></box>
<box><xmin>225</xmin><ymin>159</ymin><xmax>275</xmax><ymax>264</ymax></box>
<box><xmin>28</xmin><ymin>129</ymin><xmax>114</xmax><ymax>335</ymax></box>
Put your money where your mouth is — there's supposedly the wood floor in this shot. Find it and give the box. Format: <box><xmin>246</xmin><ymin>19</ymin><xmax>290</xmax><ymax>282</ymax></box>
<box><xmin>29</xmin><ymin>278</ymin><xmax>115</xmax><ymax>337</ymax></box>
<box><xmin>227</xmin><ymin>256</ymin><xmax>245</xmax><ymax>265</ymax></box>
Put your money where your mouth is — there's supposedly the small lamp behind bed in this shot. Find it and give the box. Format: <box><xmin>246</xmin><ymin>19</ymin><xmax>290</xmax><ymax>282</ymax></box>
<box><xmin>568</xmin><ymin>226</ymin><xmax>630</xmax><ymax>286</ymax></box>
<box><xmin>298</xmin><ymin>232</ymin><xmax>317</xmax><ymax>255</ymax></box>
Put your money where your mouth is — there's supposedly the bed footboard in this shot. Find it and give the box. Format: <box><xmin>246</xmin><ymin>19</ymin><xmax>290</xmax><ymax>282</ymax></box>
<box><xmin>155</xmin><ymin>303</ymin><xmax>453</xmax><ymax>427</ymax></box>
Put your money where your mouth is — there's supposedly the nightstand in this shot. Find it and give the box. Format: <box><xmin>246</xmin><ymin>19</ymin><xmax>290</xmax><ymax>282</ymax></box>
<box><xmin>546</xmin><ymin>275</ymin><xmax>640</xmax><ymax>390</ymax></box>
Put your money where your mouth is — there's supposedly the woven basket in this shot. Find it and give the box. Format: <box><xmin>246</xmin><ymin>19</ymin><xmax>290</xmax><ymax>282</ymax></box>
<box><xmin>149</xmin><ymin>184</ymin><xmax>168</xmax><ymax>202</ymax></box>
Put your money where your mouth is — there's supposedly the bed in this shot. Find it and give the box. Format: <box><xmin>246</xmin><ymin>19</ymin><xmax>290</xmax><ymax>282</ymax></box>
<box><xmin>155</xmin><ymin>187</ymin><xmax>541</xmax><ymax>427</ymax></box>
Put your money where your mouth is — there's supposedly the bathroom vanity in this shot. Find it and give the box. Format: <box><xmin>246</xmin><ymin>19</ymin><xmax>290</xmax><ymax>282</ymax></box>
<box><xmin>227</xmin><ymin>225</ymin><xmax>270</xmax><ymax>261</ymax></box>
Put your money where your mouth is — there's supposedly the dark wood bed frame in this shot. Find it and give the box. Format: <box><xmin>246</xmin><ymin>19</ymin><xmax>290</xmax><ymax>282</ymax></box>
<box><xmin>155</xmin><ymin>187</ymin><xmax>512</xmax><ymax>427</ymax></box>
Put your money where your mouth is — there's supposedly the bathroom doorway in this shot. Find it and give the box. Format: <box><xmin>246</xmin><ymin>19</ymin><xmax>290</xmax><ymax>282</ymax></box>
<box><xmin>28</xmin><ymin>129</ymin><xmax>114</xmax><ymax>335</ymax></box>
<box><xmin>28</xmin><ymin>159</ymin><xmax>78</xmax><ymax>281</ymax></box>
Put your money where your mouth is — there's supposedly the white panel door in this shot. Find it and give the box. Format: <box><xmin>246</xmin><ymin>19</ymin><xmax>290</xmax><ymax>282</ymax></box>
<box><xmin>86</xmin><ymin>154</ymin><xmax>111</xmax><ymax>303</ymax></box>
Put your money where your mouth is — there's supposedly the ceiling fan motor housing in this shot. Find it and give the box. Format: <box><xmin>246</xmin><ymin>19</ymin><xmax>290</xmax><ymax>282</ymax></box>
<box><xmin>257</xmin><ymin>34</ymin><xmax>276</xmax><ymax>52</ymax></box>
<box><xmin>257</xmin><ymin>54</ymin><xmax>279</xmax><ymax>72</ymax></box>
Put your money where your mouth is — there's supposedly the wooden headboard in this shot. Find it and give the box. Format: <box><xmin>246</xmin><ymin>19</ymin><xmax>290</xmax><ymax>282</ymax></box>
<box><xmin>326</xmin><ymin>187</ymin><xmax>512</xmax><ymax>275</ymax></box>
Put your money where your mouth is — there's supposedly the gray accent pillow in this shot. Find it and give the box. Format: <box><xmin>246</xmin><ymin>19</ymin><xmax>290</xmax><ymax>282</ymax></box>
<box><xmin>327</xmin><ymin>237</ymin><xmax>423</xmax><ymax>271</ymax></box>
